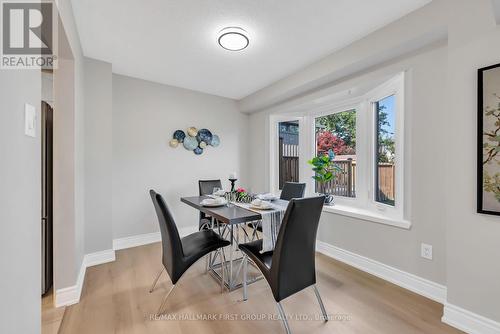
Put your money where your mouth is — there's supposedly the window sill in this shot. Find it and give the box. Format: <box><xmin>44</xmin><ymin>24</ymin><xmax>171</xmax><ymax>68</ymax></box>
<box><xmin>322</xmin><ymin>204</ymin><xmax>411</xmax><ymax>229</ymax></box>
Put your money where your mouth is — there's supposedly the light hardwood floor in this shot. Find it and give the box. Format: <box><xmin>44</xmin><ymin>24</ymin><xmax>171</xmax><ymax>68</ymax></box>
<box><xmin>42</xmin><ymin>288</ymin><xmax>65</xmax><ymax>334</ymax></box>
<box><xmin>59</xmin><ymin>242</ymin><xmax>463</xmax><ymax>334</ymax></box>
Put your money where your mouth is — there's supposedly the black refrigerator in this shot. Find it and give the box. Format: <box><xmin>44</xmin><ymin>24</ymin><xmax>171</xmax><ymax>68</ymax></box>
<box><xmin>41</xmin><ymin>101</ymin><xmax>53</xmax><ymax>295</ymax></box>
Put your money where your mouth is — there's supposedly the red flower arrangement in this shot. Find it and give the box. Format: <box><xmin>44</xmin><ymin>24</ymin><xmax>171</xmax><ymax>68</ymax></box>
<box><xmin>235</xmin><ymin>187</ymin><xmax>248</xmax><ymax>201</ymax></box>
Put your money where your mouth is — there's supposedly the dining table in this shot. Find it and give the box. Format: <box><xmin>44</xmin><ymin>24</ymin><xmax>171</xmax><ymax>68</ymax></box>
<box><xmin>181</xmin><ymin>196</ymin><xmax>289</xmax><ymax>291</ymax></box>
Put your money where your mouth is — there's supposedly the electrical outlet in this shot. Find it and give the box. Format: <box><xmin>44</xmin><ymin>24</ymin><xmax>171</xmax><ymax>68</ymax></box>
<box><xmin>421</xmin><ymin>243</ymin><xmax>433</xmax><ymax>260</ymax></box>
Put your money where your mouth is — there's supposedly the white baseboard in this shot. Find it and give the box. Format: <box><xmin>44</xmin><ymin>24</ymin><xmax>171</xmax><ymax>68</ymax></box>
<box><xmin>112</xmin><ymin>226</ymin><xmax>198</xmax><ymax>251</ymax></box>
<box><xmin>315</xmin><ymin>240</ymin><xmax>447</xmax><ymax>304</ymax></box>
<box><xmin>84</xmin><ymin>249</ymin><xmax>116</xmax><ymax>267</ymax></box>
<box><xmin>55</xmin><ymin>248</ymin><xmax>115</xmax><ymax>307</ymax></box>
<box><xmin>54</xmin><ymin>256</ymin><xmax>86</xmax><ymax>307</ymax></box>
<box><xmin>113</xmin><ymin>231</ymin><xmax>161</xmax><ymax>250</ymax></box>
<box><xmin>442</xmin><ymin>303</ymin><xmax>500</xmax><ymax>334</ymax></box>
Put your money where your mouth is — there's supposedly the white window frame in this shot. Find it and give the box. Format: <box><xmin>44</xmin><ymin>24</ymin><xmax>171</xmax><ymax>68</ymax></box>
<box><xmin>269</xmin><ymin>114</ymin><xmax>307</xmax><ymax>195</ymax></box>
<box><xmin>268</xmin><ymin>72</ymin><xmax>409</xmax><ymax>228</ymax></box>
<box><xmin>365</xmin><ymin>73</ymin><xmax>405</xmax><ymax>221</ymax></box>
<box><xmin>309</xmin><ymin>98</ymin><xmax>362</xmax><ymax>206</ymax></box>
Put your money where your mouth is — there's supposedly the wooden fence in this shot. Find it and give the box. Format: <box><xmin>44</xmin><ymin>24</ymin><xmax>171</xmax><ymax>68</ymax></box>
<box><xmin>279</xmin><ymin>139</ymin><xmax>299</xmax><ymax>189</ymax></box>
<box><xmin>376</xmin><ymin>163</ymin><xmax>395</xmax><ymax>203</ymax></box>
<box><xmin>278</xmin><ymin>141</ymin><xmax>395</xmax><ymax>201</ymax></box>
<box><xmin>318</xmin><ymin>160</ymin><xmax>356</xmax><ymax>197</ymax></box>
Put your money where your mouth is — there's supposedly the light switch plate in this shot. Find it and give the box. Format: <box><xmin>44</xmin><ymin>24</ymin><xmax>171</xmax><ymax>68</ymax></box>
<box><xmin>24</xmin><ymin>103</ymin><xmax>36</xmax><ymax>137</ymax></box>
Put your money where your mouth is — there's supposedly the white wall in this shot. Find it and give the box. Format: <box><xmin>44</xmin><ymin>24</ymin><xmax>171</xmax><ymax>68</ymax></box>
<box><xmin>53</xmin><ymin>53</ymin><xmax>77</xmax><ymax>290</ymax></box>
<box><xmin>0</xmin><ymin>71</ymin><xmax>41</xmax><ymax>334</ymax></box>
<box><xmin>52</xmin><ymin>0</ymin><xmax>86</xmax><ymax>294</ymax></box>
<box><xmin>83</xmin><ymin>57</ymin><xmax>113</xmax><ymax>253</ymax></box>
<box><xmin>112</xmin><ymin>74</ymin><xmax>248</xmax><ymax>239</ymax></box>
<box><xmin>0</xmin><ymin>0</ymin><xmax>87</xmax><ymax>327</ymax></box>
<box><xmin>444</xmin><ymin>0</ymin><xmax>500</xmax><ymax>322</ymax></box>
<box><xmin>246</xmin><ymin>0</ymin><xmax>500</xmax><ymax>325</ymax></box>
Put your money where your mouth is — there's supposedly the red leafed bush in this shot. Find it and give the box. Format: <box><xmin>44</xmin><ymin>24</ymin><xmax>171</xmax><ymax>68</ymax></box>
<box><xmin>317</xmin><ymin>131</ymin><xmax>353</xmax><ymax>155</ymax></box>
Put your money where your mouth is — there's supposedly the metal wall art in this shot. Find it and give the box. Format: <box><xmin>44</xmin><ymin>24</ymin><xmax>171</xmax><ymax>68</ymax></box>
<box><xmin>169</xmin><ymin>127</ymin><xmax>220</xmax><ymax>155</ymax></box>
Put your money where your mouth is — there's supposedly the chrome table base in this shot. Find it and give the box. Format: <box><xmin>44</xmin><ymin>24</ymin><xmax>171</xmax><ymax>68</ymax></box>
<box><xmin>207</xmin><ymin>222</ymin><xmax>263</xmax><ymax>291</ymax></box>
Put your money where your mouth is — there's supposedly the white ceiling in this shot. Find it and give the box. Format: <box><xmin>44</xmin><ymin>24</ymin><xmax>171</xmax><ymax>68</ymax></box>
<box><xmin>71</xmin><ymin>0</ymin><xmax>431</xmax><ymax>100</ymax></box>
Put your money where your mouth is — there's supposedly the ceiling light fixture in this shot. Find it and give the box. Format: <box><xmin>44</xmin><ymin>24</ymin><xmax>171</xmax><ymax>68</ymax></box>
<box><xmin>217</xmin><ymin>27</ymin><xmax>249</xmax><ymax>51</ymax></box>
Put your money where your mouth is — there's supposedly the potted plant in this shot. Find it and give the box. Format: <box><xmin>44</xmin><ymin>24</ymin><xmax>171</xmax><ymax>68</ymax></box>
<box><xmin>308</xmin><ymin>149</ymin><xmax>341</xmax><ymax>205</ymax></box>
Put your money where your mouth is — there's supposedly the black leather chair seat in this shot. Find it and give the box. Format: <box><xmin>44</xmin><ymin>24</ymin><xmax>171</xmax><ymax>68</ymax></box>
<box><xmin>238</xmin><ymin>239</ymin><xmax>273</xmax><ymax>281</ymax></box>
<box><xmin>181</xmin><ymin>229</ymin><xmax>229</xmax><ymax>261</ymax></box>
<box><xmin>150</xmin><ymin>189</ymin><xmax>231</xmax><ymax>286</ymax></box>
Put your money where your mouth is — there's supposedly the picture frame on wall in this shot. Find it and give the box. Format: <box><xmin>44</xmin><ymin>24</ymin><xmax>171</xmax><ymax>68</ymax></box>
<box><xmin>477</xmin><ymin>62</ymin><xmax>500</xmax><ymax>216</ymax></box>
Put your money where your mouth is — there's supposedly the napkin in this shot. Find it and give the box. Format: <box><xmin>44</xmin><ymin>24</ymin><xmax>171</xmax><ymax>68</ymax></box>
<box><xmin>214</xmin><ymin>189</ymin><xmax>226</xmax><ymax>196</ymax></box>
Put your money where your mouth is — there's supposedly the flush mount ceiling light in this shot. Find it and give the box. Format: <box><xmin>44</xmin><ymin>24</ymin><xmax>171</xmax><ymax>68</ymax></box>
<box><xmin>217</xmin><ymin>27</ymin><xmax>249</xmax><ymax>51</ymax></box>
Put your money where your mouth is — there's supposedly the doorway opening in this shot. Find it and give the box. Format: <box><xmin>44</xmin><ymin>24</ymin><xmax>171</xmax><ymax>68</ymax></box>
<box><xmin>41</xmin><ymin>70</ymin><xmax>57</xmax><ymax>330</ymax></box>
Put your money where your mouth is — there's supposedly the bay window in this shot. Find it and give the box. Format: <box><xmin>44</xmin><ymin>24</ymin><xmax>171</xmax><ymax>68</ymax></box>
<box><xmin>270</xmin><ymin>72</ymin><xmax>407</xmax><ymax>227</ymax></box>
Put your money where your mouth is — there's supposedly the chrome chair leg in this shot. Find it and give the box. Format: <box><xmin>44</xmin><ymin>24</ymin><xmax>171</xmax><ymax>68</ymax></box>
<box><xmin>205</xmin><ymin>252</ymin><xmax>211</xmax><ymax>273</ymax></box>
<box><xmin>157</xmin><ymin>283</ymin><xmax>176</xmax><ymax>315</ymax></box>
<box><xmin>149</xmin><ymin>268</ymin><xmax>165</xmax><ymax>293</ymax></box>
<box><xmin>207</xmin><ymin>249</ymin><xmax>219</xmax><ymax>273</ymax></box>
<box><xmin>313</xmin><ymin>285</ymin><xmax>328</xmax><ymax>321</ymax></box>
<box><xmin>242</xmin><ymin>254</ymin><xmax>248</xmax><ymax>301</ymax></box>
<box><xmin>219</xmin><ymin>248</ymin><xmax>225</xmax><ymax>293</ymax></box>
<box><xmin>276</xmin><ymin>302</ymin><xmax>292</xmax><ymax>334</ymax></box>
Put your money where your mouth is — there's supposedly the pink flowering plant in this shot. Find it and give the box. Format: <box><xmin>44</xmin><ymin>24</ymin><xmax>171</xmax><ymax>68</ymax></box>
<box><xmin>235</xmin><ymin>187</ymin><xmax>248</xmax><ymax>201</ymax></box>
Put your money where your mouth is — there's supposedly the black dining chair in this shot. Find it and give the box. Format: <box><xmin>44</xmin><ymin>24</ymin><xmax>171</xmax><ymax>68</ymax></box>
<box><xmin>198</xmin><ymin>179</ymin><xmax>223</xmax><ymax>230</ymax></box>
<box><xmin>149</xmin><ymin>190</ymin><xmax>230</xmax><ymax>315</ymax></box>
<box><xmin>280</xmin><ymin>182</ymin><xmax>306</xmax><ymax>201</ymax></box>
<box><xmin>239</xmin><ymin>196</ymin><xmax>327</xmax><ymax>334</ymax></box>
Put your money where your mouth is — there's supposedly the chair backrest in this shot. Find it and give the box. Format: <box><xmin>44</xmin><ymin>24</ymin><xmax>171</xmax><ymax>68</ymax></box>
<box><xmin>199</xmin><ymin>179</ymin><xmax>222</xmax><ymax>196</ymax></box>
<box><xmin>149</xmin><ymin>190</ymin><xmax>184</xmax><ymax>283</ymax></box>
<box><xmin>198</xmin><ymin>180</ymin><xmax>223</xmax><ymax>226</ymax></box>
<box><xmin>270</xmin><ymin>196</ymin><xmax>325</xmax><ymax>302</ymax></box>
<box><xmin>280</xmin><ymin>182</ymin><xmax>306</xmax><ymax>201</ymax></box>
